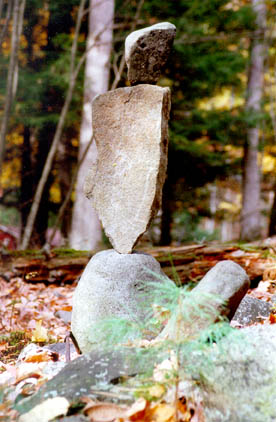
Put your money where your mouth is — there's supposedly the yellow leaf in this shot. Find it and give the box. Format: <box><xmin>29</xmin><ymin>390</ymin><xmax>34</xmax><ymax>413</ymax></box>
<box><xmin>262</xmin><ymin>154</ymin><xmax>276</xmax><ymax>173</ymax></box>
<box><xmin>31</xmin><ymin>320</ymin><xmax>49</xmax><ymax>343</ymax></box>
<box><xmin>148</xmin><ymin>384</ymin><xmax>166</xmax><ymax>398</ymax></box>
<box><xmin>150</xmin><ymin>403</ymin><xmax>175</xmax><ymax>422</ymax></box>
<box><xmin>19</xmin><ymin>397</ymin><xmax>69</xmax><ymax>422</ymax></box>
<box><xmin>218</xmin><ymin>201</ymin><xmax>240</xmax><ymax>213</ymax></box>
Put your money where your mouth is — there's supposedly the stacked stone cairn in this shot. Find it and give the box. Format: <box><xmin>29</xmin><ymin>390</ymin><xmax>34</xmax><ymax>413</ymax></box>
<box><xmin>71</xmin><ymin>23</ymin><xmax>250</xmax><ymax>354</ymax></box>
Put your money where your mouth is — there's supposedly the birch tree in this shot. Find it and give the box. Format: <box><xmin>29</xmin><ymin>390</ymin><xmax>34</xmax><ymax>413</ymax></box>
<box><xmin>241</xmin><ymin>0</ymin><xmax>266</xmax><ymax>241</ymax></box>
<box><xmin>69</xmin><ymin>0</ymin><xmax>114</xmax><ymax>250</ymax></box>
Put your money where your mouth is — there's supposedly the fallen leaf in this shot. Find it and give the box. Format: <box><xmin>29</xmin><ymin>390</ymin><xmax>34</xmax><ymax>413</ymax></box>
<box><xmin>18</xmin><ymin>397</ymin><xmax>69</xmax><ymax>422</ymax></box>
<box><xmin>83</xmin><ymin>401</ymin><xmax>127</xmax><ymax>421</ymax></box>
<box><xmin>153</xmin><ymin>352</ymin><xmax>177</xmax><ymax>383</ymax></box>
<box><xmin>127</xmin><ymin>397</ymin><xmax>147</xmax><ymax>420</ymax></box>
<box><xmin>31</xmin><ymin>320</ymin><xmax>49</xmax><ymax>342</ymax></box>
<box><xmin>24</xmin><ymin>350</ymin><xmax>56</xmax><ymax>363</ymax></box>
<box><xmin>150</xmin><ymin>403</ymin><xmax>175</xmax><ymax>422</ymax></box>
<box><xmin>148</xmin><ymin>384</ymin><xmax>166</xmax><ymax>398</ymax></box>
<box><xmin>61</xmin><ymin>305</ymin><xmax>72</xmax><ymax>311</ymax></box>
<box><xmin>269</xmin><ymin>313</ymin><xmax>276</xmax><ymax>324</ymax></box>
<box><xmin>263</xmin><ymin>267</ymin><xmax>276</xmax><ymax>281</ymax></box>
<box><xmin>190</xmin><ymin>400</ymin><xmax>205</xmax><ymax>422</ymax></box>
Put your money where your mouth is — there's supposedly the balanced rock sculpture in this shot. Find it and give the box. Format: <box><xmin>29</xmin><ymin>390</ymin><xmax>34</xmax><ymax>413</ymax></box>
<box><xmin>72</xmin><ymin>22</ymin><xmax>249</xmax><ymax>355</ymax></box>
<box><xmin>72</xmin><ymin>22</ymin><xmax>176</xmax><ymax>353</ymax></box>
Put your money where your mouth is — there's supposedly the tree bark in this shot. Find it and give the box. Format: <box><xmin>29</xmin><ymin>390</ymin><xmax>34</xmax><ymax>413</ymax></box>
<box><xmin>70</xmin><ymin>0</ymin><xmax>114</xmax><ymax>250</ymax></box>
<box><xmin>19</xmin><ymin>126</ymin><xmax>33</xmax><ymax>236</ymax></box>
<box><xmin>269</xmin><ymin>186</ymin><xmax>276</xmax><ymax>236</ymax></box>
<box><xmin>0</xmin><ymin>0</ymin><xmax>25</xmax><ymax>173</ymax></box>
<box><xmin>20</xmin><ymin>0</ymin><xmax>86</xmax><ymax>249</ymax></box>
<box><xmin>241</xmin><ymin>0</ymin><xmax>266</xmax><ymax>241</ymax></box>
<box><xmin>0</xmin><ymin>0</ymin><xmax>13</xmax><ymax>50</ymax></box>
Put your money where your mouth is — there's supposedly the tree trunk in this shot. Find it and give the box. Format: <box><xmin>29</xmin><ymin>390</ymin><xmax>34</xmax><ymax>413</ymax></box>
<box><xmin>269</xmin><ymin>188</ymin><xmax>276</xmax><ymax>237</ymax></box>
<box><xmin>240</xmin><ymin>0</ymin><xmax>266</xmax><ymax>241</ymax></box>
<box><xmin>0</xmin><ymin>0</ymin><xmax>25</xmax><ymax>173</ymax></box>
<box><xmin>0</xmin><ymin>0</ymin><xmax>13</xmax><ymax>50</ymax></box>
<box><xmin>159</xmin><ymin>178</ymin><xmax>173</xmax><ymax>246</ymax></box>
<box><xmin>20</xmin><ymin>126</ymin><xmax>33</xmax><ymax>236</ymax></box>
<box><xmin>70</xmin><ymin>0</ymin><xmax>114</xmax><ymax>250</ymax></box>
<box><xmin>56</xmin><ymin>134</ymin><xmax>74</xmax><ymax>239</ymax></box>
<box><xmin>20</xmin><ymin>0</ymin><xmax>86</xmax><ymax>249</ymax></box>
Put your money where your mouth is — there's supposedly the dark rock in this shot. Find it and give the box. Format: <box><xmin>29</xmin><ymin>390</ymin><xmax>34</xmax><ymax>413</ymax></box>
<box><xmin>231</xmin><ymin>295</ymin><xmax>271</xmax><ymax>325</ymax></box>
<box><xmin>14</xmin><ymin>347</ymin><xmax>163</xmax><ymax>416</ymax></box>
<box><xmin>52</xmin><ymin>416</ymin><xmax>88</xmax><ymax>422</ymax></box>
<box><xmin>125</xmin><ymin>22</ymin><xmax>176</xmax><ymax>85</ymax></box>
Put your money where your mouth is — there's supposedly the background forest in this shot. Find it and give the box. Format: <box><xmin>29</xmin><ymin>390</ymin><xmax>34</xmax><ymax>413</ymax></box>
<box><xmin>0</xmin><ymin>0</ymin><xmax>276</xmax><ymax>251</ymax></box>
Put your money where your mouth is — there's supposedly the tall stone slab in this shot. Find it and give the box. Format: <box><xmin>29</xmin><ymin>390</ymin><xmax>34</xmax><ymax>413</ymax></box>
<box><xmin>84</xmin><ymin>84</ymin><xmax>171</xmax><ymax>254</ymax></box>
<box><xmin>125</xmin><ymin>22</ymin><xmax>176</xmax><ymax>85</ymax></box>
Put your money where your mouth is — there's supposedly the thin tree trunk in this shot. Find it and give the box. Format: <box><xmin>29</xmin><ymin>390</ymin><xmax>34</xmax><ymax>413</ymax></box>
<box><xmin>12</xmin><ymin>0</ymin><xmax>25</xmax><ymax>101</ymax></box>
<box><xmin>241</xmin><ymin>0</ymin><xmax>266</xmax><ymax>241</ymax></box>
<box><xmin>0</xmin><ymin>0</ymin><xmax>24</xmax><ymax>173</ymax></box>
<box><xmin>70</xmin><ymin>0</ymin><xmax>114</xmax><ymax>250</ymax></box>
<box><xmin>0</xmin><ymin>0</ymin><xmax>13</xmax><ymax>49</ymax></box>
<box><xmin>20</xmin><ymin>0</ymin><xmax>87</xmax><ymax>249</ymax></box>
<box><xmin>160</xmin><ymin>177</ymin><xmax>172</xmax><ymax>246</ymax></box>
<box><xmin>269</xmin><ymin>188</ymin><xmax>276</xmax><ymax>236</ymax></box>
<box><xmin>20</xmin><ymin>126</ymin><xmax>33</xmax><ymax>236</ymax></box>
<box><xmin>0</xmin><ymin>0</ymin><xmax>4</xmax><ymax>20</ymax></box>
<box><xmin>47</xmin><ymin>135</ymin><xmax>94</xmax><ymax>247</ymax></box>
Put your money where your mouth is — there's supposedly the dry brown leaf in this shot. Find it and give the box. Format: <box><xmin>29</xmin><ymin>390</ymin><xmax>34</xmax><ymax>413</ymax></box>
<box><xmin>263</xmin><ymin>267</ymin><xmax>276</xmax><ymax>281</ymax></box>
<box><xmin>61</xmin><ymin>305</ymin><xmax>72</xmax><ymax>311</ymax></box>
<box><xmin>83</xmin><ymin>401</ymin><xmax>127</xmax><ymax>422</ymax></box>
<box><xmin>127</xmin><ymin>397</ymin><xmax>147</xmax><ymax>420</ymax></box>
<box><xmin>15</xmin><ymin>372</ymin><xmax>41</xmax><ymax>384</ymax></box>
<box><xmin>177</xmin><ymin>397</ymin><xmax>191</xmax><ymax>421</ymax></box>
<box><xmin>24</xmin><ymin>351</ymin><xmax>53</xmax><ymax>363</ymax></box>
<box><xmin>269</xmin><ymin>313</ymin><xmax>276</xmax><ymax>324</ymax></box>
<box><xmin>190</xmin><ymin>400</ymin><xmax>205</xmax><ymax>422</ymax></box>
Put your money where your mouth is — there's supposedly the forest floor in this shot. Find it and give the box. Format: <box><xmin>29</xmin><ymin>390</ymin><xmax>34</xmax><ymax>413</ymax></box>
<box><xmin>1</xmin><ymin>239</ymin><xmax>276</xmax><ymax>421</ymax></box>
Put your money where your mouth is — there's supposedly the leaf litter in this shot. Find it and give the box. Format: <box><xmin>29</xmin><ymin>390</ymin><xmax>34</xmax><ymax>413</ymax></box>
<box><xmin>1</xmin><ymin>241</ymin><xmax>276</xmax><ymax>421</ymax></box>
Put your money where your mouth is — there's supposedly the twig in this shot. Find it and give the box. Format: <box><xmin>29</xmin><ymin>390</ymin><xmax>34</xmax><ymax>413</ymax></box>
<box><xmin>47</xmin><ymin>136</ymin><xmax>94</xmax><ymax>246</ymax></box>
<box><xmin>69</xmin><ymin>331</ymin><xmax>82</xmax><ymax>354</ymax></box>
<box><xmin>111</xmin><ymin>0</ymin><xmax>144</xmax><ymax>90</ymax></box>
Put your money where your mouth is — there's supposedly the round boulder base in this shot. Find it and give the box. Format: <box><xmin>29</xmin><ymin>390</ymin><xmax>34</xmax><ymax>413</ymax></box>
<box><xmin>71</xmin><ymin>249</ymin><xmax>170</xmax><ymax>354</ymax></box>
